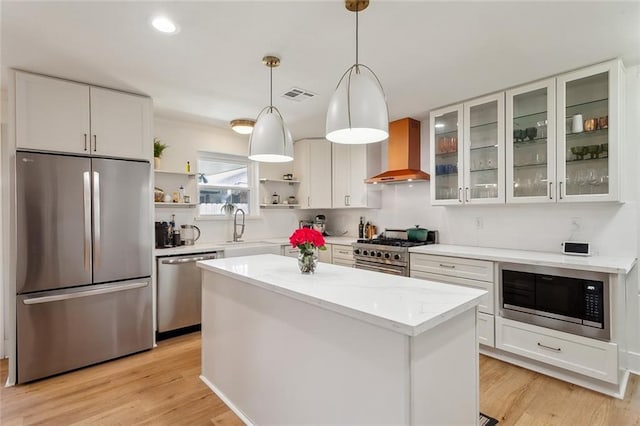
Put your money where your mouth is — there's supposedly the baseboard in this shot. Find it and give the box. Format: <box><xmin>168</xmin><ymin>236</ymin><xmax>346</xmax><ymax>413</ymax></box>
<box><xmin>626</xmin><ymin>350</ymin><xmax>640</xmax><ymax>374</ymax></box>
<box><xmin>199</xmin><ymin>375</ymin><xmax>254</xmax><ymax>425</ymax></box>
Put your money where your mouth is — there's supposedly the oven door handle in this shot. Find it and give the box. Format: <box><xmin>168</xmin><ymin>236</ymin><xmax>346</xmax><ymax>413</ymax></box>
<box><xmin>356</xmin><ymin>263</ymin><xmax>406</xmax><ymax>276</ymax></box>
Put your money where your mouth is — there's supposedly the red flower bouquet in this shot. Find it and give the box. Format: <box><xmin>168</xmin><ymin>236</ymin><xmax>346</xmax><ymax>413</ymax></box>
<box><xmin>289</xmin><ymin>228</ymin><xmax>327</xmax><ymax>254</ymax></box>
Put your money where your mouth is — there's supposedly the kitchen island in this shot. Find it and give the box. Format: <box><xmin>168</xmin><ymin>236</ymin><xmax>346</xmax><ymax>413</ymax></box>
<box><xmin>197</xmin><ymin>254</ymin><xmax>486</xmax><ymax>425</ymax></box>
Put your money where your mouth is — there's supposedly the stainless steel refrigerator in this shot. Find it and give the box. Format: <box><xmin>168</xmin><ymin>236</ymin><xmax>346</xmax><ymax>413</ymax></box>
<box><xmin>16</xmin><ymin>151</ymin><xmax>153</xmax><ymax>383</ymax></box>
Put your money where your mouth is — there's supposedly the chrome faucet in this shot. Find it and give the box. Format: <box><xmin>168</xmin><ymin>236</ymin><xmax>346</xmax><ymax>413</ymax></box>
<box><xmin>233</xmin><ymin>208</ymin><xmax>245</xmax><ymax>242</ymax></box>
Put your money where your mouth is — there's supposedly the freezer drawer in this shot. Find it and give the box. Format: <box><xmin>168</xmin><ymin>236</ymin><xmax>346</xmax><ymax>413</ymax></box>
<box><xmin>157</xmin><ymin>252</ymin><xmax>218</xmax><ymax>336</ymax></box>
<box><xmin>17</xmin><ymin>278</ymin><xmax>152</xmax><ymax>383</ymax></box>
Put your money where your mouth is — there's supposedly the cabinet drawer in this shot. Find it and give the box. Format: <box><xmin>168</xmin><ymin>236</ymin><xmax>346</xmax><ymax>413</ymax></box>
<box><xmin>496</xmin><ymin>317</ymin><xmax>618</xmax><ymax>383</ymax></box>
<box><xmin>333</xmin><ymin>259</ymin><xmax>354</xmax><ymax>268</ymax></box>
<box><xmin>410</xmin><ymin>270</ymin><xmax>494</xmax><ymax>315</ymax></box>
<box><xmin>282</xmin><ymin>246</ymin><xmax>299</xmax><ymax>258</ymax></box>
<box><xmin>478</xmin><ymin>312</ymin><xmax>495</xmax><ymax>347</ymax></box>
<box><xmin>332</xmin><ymin>244</ymin><xmax>354</xmax><ymax>260</ymax></box>
<box><xmin>410</xmin><ymin>254</ymin><xmax>493</xmax><ymax>283</ymax></box>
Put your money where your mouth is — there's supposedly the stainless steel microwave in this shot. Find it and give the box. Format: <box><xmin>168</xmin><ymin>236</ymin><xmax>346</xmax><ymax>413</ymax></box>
<box><xmin>499</xmin><ymin>263</ymin><xmax>609</xmax><ymax>341</ymax></box>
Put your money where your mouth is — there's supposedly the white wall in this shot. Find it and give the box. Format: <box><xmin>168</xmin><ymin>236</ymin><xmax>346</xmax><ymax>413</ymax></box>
<box><xmin>153</xmin><ymin>116</ymin><xmax>301</xmax><ymax>243</ymax></box>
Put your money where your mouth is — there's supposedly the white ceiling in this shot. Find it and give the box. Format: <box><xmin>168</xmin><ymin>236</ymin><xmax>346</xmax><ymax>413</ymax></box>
<box><xmin>2</xmin><ymin>1</ymin><xmax>639</xmax><ymax>140</ymax></box>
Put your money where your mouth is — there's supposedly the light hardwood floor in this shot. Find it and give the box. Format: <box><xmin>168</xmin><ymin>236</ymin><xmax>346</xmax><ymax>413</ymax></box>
<box><xmin>1</xmin><ymin>332</ymin><xmax>639</xmax><ymax>425</ymax></box>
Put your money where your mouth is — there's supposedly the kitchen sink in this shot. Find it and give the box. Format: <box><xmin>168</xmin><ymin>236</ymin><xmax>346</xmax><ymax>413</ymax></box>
<box><xmin>220</xmin><ymin>241</ymin><xmax>281</xmax><ymax>258</ymax></box>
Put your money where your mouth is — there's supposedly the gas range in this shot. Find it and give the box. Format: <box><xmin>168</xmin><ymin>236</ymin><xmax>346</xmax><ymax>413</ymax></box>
<box><xmin>352</xmin><ymin>230</ymin><xmax>438</xmax><ymax>276</ymax></box>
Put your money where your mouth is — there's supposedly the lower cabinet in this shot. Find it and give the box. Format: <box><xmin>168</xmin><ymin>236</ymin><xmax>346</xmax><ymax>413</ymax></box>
<box><xmin>495</xmin><ymin>317</ymin><xmax>618</xmax><ymax>384</ymax></box>
<box><xmin>318</xmin><ymin>244</ymin><xmax>332</xmax><ymax>264</ymax></box>
<box><xmin>410</xmin><ymin>253</ymin><xmax>495</xmax><ymax>347</ymax></box>
<box><xmin>282</xmin><ymin>245</ymin><xmax>299</xmax><ymax>258</ymax></box>
<box><xmin>332</xmin><ymin>244</ymin><xmax>354</xmax><ymax>267</ymax></box>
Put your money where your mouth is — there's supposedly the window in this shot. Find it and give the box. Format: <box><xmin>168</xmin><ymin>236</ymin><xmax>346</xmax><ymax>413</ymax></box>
<box><xmin>197</xmin><ymin>152</ymin><xmax>258</xmax><ymax>216</ymax></box>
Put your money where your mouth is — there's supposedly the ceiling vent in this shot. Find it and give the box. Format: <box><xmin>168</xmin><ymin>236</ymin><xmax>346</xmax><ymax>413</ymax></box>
<box><xmin>281</xmin><ymin>87</ymin><xmax>316</xmax><ymax>102</ymax></box>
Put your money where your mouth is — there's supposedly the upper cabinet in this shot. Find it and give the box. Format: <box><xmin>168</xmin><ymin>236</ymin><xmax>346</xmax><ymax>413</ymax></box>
<box><xmin>332</xmin><ymin>144</ymin><xmax>380</xmax><ymax>208</ymax></box>
<box><xmin>15</xmin><ymin>71</ymin><xmax>152</xmax><ymax>161</ymax></box>
<box><xmin>556</xmin><ymin>61</ymin><xmax>621</xmax><ymax>203</ymax></box>
<box><xmin>506</xmin><ymin>78</ymin><xmax>557</xmax><ymax>203</ymax></box>
<box><xmin>431</xmin><ymin>93</ymin><xmax>505</xmax><ymax>205</ymax></box>
<box><xmin>89</xmin><ymin>87</ymin><xmax>152</xmax><ymax>160</ymax></box>
<box><xmin>433</xmin><ymin>59</ymin><xmax>624</xmax><ymax>206</ymax></box>
<box><xmin>294</xmin><ymin>138</ymin><xmax>332</xmax><ymax>209</ymax></box>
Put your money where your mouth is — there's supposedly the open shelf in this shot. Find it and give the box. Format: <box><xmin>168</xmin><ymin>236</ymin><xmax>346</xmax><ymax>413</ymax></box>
<box><xmin>259</xmin><ymin>204</ymin><xmax>300</xmax><ymax>209</ymax></box>
<box><xmin>155</xmin><ymin>202</ymin><xmax>197</xmax><ymax>208</ymax></box>
<box><xmin>566</xmin><ymin>128</ymin><xmax>608</xmax><ymax>139</ymax></box>
<box><xmin>566</xmin><ymin>97</ymin><xmax>608</xmax><ymax>110</ymax></box>
<box><xmin>470</xmin><ymin>144</ymin><xmax>498</xmax><ymax>152</ymax></box>
<box><xmin>259</xmin><ymin>178</ymin><xmax>300</xmax><ymax>184</ymax></box>
<box><xmin>154</xmin><ymin>170</ymin><xmax>196</xmax><ymax>177</ymax></box>
<box><xmin>470</xmin><ymin>121</ymin><xmax>498</xmax><ymax>130</ymax></box>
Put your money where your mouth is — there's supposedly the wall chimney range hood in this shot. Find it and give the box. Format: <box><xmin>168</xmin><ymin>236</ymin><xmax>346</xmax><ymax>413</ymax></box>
<box><xmin>365</xmin><ymin>118</ymin><xmax>430</xmax><ymax>184</ymax></box>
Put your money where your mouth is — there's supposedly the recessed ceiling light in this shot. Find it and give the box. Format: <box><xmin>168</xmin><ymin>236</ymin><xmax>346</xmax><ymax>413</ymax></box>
<box><xmin>151</xmin><ymin>16</ymin><xmax>178</xmax><ymax>34</ymax></box>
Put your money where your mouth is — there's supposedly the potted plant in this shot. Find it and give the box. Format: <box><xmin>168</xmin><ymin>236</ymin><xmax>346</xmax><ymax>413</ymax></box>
<box><xmin>153</xmin><ymin>137</ymin><xmax>168</xmax><ymax>169</ymax></box>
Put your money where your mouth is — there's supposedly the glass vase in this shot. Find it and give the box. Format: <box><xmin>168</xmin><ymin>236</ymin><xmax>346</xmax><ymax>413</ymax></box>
<box><xmin>297</xmin><ymin>249</ymin><xmax>318</xmax><ymax>274</ymax></box>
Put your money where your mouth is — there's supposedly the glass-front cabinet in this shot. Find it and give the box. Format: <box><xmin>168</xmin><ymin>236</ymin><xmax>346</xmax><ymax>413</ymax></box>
<box><xmin>506</xmin><ymin>79</ymin><xmax>556</xmax><ymax>203</ymax></box>
<box><xmin>430</xmin><ymin>105</ymin><xmax>463</xmax><ymax>205</ymax></box>
<box><xmin>463</xmin><ymin>93</ymin><xmax>505</xmax><ymax>204</ymax></box>
<box><xmin>556</xmin><ymin>61</ymin><xmax>621</xmax><ymax>202</ymax></box>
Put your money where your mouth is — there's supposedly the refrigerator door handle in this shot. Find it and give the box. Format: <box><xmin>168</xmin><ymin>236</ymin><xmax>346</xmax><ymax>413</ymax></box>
<box><xmin>83</xmin><ymin>171</ymin><xmax>91</xmax><ymax>271</ymax></box>
<box><xmin>93</xmin><ymin>171</ymin><xmax>101</xmax><ymax>268</ymax></box>
<box><xmin>22</xmin><ymin>281</ymin><xmax>148</xmax><ymax>305</ymax></box>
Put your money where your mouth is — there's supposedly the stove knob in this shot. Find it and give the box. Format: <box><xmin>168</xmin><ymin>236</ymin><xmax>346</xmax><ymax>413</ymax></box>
<box><xmin>376</xmin><ymin>252</ymin><xmax>382</xmax><ymax>258</ymax></box>
<box><xmin>394</xmin><ymin>254</ymin><xmax>401</xmax><ymax>260</ymax></box>
<box><xmin>370</xmin><ymin>251</ymin><xmax>376</xmax><ymax>257</ymax></box>
<box><xmin>354</xmin><ymin>249</ymin><xmax>360</xmax><ymax>255</ymax></box>
<box><xmin>384</xmin><ymin>253</ymin><xmax>391</xmax><ymax>259</ymax></box>
<box><xmin>362</xmin><ymin>250</ymin><xmax>368</xmax><ymax>256</ymax></box>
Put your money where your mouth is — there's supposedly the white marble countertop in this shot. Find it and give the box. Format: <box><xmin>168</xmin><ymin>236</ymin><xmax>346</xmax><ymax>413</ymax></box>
<box><xmin>409</xmin><ymin>244</ymin><xmax>637</xmax><ymax>275</ymax></box>
<box><xmin>155</xmin><ymin>236</ymin><xmax>359</xmax><ymax>257</ymax></box>
<box><xmin>197</xmin><ymin>254</ymin><xmax>485</xmax><ymax>337</ymax></box>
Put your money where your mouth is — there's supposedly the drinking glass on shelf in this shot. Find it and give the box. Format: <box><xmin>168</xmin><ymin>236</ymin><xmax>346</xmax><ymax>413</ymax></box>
<box><xmin>448</xmin><ymin>136</ymin><xmax>458</xmax><ymax>153</ymax></box>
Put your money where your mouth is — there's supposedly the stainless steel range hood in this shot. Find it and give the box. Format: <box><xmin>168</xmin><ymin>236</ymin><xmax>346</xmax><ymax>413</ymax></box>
<box><xmin>365</xmin><ymin>118</ymin><xmax>430</xmax><ymax>184</ymax></box>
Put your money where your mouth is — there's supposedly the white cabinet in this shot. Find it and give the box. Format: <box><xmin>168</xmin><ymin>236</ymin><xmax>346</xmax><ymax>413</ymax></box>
<box><xmin>430</xmin><ymin>93</ymin><xmax>505</xmax><ymax>205</ymax></box>
<box><xmin>294</xmin><ymin>139</ymin><xmax>332</xmax><ymax>209</ymax></box>
<box><xmin>16</xmin><ymin>72</ymin><xmax>90</xmax><ymax>153</ymax></box>
<box><xmin>332</xmin><ymin>144</ymin><xmax>380</xmax><ymax>208</ymax></box>
<box><xmin>556</xmin><ymin>60</ymin><xmax>622</xmax><ymax>202</ymax></box>
<box><xmin>90</xmin><ymin>87</ymin><xmax>152</xmax><ymax>160</ymax></box>
<box><xmin>318</xmin><ymin>244</ymin><xmax>332</xmax><ymax>264</ymax></box>
<box><xmin>496</xmin><ymin>317</ymin><xmax>619</xmax><ymax>384</ymax></box>
<box><xmin>410</xmin><ymin>253</ymin><xmax>495</xmax><ymax>346</ymax></box>
<box><xmin>505</xmin><ymin>60</ymin><xmax>622</xmax><ymax>203</ymax></box>
<box><xmin>506</xmin><ymin>78</ymin><xmax>557</xmax><ymax>203</ymax></box>
<box><xmin>332</xmin><ymin>244</ymin><xmax>354</xmax><ymax>267</ymax></box>
<box><xmin>15</xmin><ymin>71</ymin><xmax>152</xmax><ymax>161</ymax></box>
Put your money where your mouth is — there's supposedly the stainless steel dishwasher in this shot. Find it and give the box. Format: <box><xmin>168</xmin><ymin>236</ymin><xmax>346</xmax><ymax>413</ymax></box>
<box><xmin>157</xmin><ymin>252</ymin><xmax>218</xmax><ymax>340</ymax></box>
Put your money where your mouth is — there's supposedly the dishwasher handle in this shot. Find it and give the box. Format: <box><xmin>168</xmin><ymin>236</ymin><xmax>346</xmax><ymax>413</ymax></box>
<box><xmin>160</xmin><ymin>253</ymin><xmax>218</xmax><ymax>264</ymax></box>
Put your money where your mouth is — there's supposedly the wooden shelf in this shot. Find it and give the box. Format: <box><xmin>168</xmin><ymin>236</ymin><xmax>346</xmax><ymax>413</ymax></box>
<box><xmin>154</xmin><ymin>170</ymin><xmax>196</xmax><ymax>177</ymax></box>
<box><xmin>155</xmin><ymin>202</ymin><xmax>197</xmax><ymax>208</ymax></box>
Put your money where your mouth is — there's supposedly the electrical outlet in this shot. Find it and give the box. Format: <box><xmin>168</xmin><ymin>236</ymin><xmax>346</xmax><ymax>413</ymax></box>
<box><xmin>570</xmin><ymin>217</ymin><xmax>582</xmax><ymax>232</ymax></box>
<box><xmin>474</xmin><ymin>217</ymin><xmax>483</xmax><ymax>230</ymax></box>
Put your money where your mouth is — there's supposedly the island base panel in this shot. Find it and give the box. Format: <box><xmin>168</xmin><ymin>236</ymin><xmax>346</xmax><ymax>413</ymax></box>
<box><xmin>201</xmin><ymin>271</ymin><xmax>479</xmax><ymax>425</ymax></box>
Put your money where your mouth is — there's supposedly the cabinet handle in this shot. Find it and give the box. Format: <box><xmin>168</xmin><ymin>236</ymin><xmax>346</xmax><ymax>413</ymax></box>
<box><xmin>439</xmin><ymin>263</ymin><xmax>456</xmax><ymax>269</ymax></box>
<box><xmin>537</xmin><ymin>342</ymin><xmax>562</xmax><ymax>352</ymax></box>
<box><xmin>465</xmin><ymin>187</ymin><xmax>470</xmax><ymax>202</ymax></box>
<box><xmin>549</xmin><ymin>182</ymin><xmax>553</xmax><ymax>200</ymax></box>
<box><xmin>347</xmin><ymin>195</ymin><xmax>350</xmax><ymax>206</ymax></box>
<box><xmin>93</xmin><ymin>134</ymin><xmax>97</xmax><ymax>152</ymax></box>
<box><xmin>307</xmin><ymin>196</ymin><xmax>310</xmax><ymax>207</ymax></box>
<box><xmin>84</xmin><ymin>133</ymin><xmax>88</xmax><ymax>151</ymax></box>
<box><xmin>559</xmin><ymin>181</ymin><xmax>563</xmax><ymax>200</ymax></box>
<box><xmin>344</xmin><ymin>195</ymin><xmax>348</xmax><ymax>206</ymax></box>
<box><xmin>458</xmin><ymin>187</ymin><xmax>462</xmax><ymax>203</ymax></box>
<box><xmin>338</xmin><ymin>250</ymin><xmax>350</xmax><ymax>255</ymax></box>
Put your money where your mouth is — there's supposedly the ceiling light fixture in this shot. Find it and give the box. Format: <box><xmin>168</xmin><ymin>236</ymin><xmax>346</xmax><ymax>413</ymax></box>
<box><xmin>248</xmin><ymin>56</ymin><xmax>294</xmax><ymax>163</ymax></box>
<box><xmin>151</xmin><ymin>16</ymin><xmax>178</xmax><ymax>34</ymax></box>
<box><xmin>230</xmin><ymin>119</ymin><xmax>255</xmax><ymax>135</ymax></box>
<box><xmin>326</xmin><ymin>0</ymin><xmax>389</xmax><ymax>145</ymax></box>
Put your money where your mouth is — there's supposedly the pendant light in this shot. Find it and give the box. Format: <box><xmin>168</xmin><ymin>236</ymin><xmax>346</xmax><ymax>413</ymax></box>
<box><xmin>248</xmin><ymin>56</ymin><xmax>294</xmax><ymax>163</ymax></box>
<box><xmin>326</xmin><ymin>0</ymin><xmax>389</xmax><ymax>144</ymax></box>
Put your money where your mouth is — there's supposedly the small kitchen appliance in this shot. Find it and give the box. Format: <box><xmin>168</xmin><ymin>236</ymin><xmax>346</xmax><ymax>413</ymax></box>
<box><xmin>313</xmin><ymin>215</ymin><xmax>328</xmax><ymax>236</ymax></box>
<box><xmin>181</xmin><ymin>224</ymin><xmax>201</xmax><ymax>245</ymax></box>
